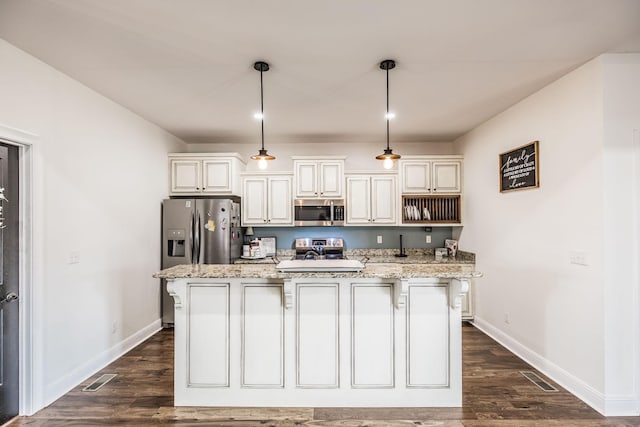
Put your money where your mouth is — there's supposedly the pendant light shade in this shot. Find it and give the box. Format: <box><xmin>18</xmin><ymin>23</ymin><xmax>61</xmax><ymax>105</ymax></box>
<box><xmin>250</xmin><ymin>61</ymin><xmax>275</xmax><ymax>169</ymax></box>
<box><xmin>376</xmin><ymin>59</ymin><xmax>400</xmax><ymax>169</ymax></box>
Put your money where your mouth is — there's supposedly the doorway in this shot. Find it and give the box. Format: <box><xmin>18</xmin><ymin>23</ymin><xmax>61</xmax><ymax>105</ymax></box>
<box><xmin>0</xmin><ymin>143</ymin><xmax>19</xmax><ymax>424</ymax></box>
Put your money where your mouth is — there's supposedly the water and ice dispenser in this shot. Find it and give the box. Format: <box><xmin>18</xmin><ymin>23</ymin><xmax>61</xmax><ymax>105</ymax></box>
<box><xmin>167</xmin><ymin>229</ymin><xmax>186</xmax><ymax>257</ymax></box>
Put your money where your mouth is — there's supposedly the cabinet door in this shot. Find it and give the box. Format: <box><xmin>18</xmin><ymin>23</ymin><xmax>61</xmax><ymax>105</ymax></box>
<box><xmin>401</xmin><ymin>161</ymin><xmax>431</xmax><ymax>193</ymax></box>
<box><xmin>242</xmin><ymin>177</ymin><xmax>268</xmax><ymax>225</ymax></box>
<box><xmin>268</xmin><ymin>176</ymin><xmax>293</xmax><ymax>225</ymax></box>
<box><xmin>371</xmin><ymin>175</ymin><xmax>396</xmax><ymax>224</ymax></box>
<box><xmin>171</xmin><ymin>159</ymin><xmax>201</xmax><ymax>193</ymax></box>
<box><xmin>432</xmin><ymin>161</ymin><xmax>461</xmax><ymax>193</ymax></box>
<box><xmin>294</xmin><ymin>162</ymin><xmax>318</xmax><ymax>198</ymax></box>
<box><xmin>319</xmin><ymin>161</ymin><xmax>343</xmax><ymax>198</ymax></box>
<box><xmin>202</xmin><ymin>160</ymin><xmax>231</xmax><ymax>193</ymax></box>
<box><xmin>461</xmin><ymin>282</ymin><xmax>474</xmax><ymax>320</ymax></box>
<box><xmin>346</xmin><ymin>176</ymin><xmax>371</xmax><ymax>224</ymax></box>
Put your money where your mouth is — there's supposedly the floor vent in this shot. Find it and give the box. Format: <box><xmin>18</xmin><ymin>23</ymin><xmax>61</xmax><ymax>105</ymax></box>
<box><xmin>82</xmin><ymin>374</ymin><xmax>117</xmax><ymax>392</ymax></box>
<box><xmin>520</xmin><ymin>371</ymin><xmax>558</xmax><ymax>392</ymax></box>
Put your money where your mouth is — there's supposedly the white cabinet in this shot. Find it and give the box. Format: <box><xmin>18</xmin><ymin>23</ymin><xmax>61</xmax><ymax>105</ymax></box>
<box><xmin>293</xmin><ymin>157</ymin><xmax>345</xmax><ymax>198</ymax></box>
<box><xmin>170</xmin><ymin>277</ymin><xmax>463</xmax><ymax>407</ymax></box>
<box><xmin>169</xmin><ymin>153</ymin><xmax>245</xmax><ymax>196</ymax></box>
<box><xmin>461</xmin><ymin>282</ymin><xmax>474</xmax><ymax>321</ymax></box>
<box><xmin>400</xmin><ymin>156</ymin><xmax>462</xmax><ymax>194</ymax></box>
<box><xmin>346</xmin><ymin>174</ymin><xmax>397</xmax><ymax>225</ymax></box>
<box><xmin>242</xmin><ymin>174</ymin><xmax>293</xmax><ymax>226</ymax></box>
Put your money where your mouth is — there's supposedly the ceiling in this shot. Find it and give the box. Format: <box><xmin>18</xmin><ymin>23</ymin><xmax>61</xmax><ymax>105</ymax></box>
<box><xmin>1</xmin><ymin>0</ymin><xmax>640</xmax><ymax>145</ymax></box>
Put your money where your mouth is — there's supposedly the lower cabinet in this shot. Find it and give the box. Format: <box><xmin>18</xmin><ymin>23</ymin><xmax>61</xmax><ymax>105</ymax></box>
<box><xmin>171</xmin><ymin>277</ymin><xmax>464</xmax><ymax>407</ymax></box>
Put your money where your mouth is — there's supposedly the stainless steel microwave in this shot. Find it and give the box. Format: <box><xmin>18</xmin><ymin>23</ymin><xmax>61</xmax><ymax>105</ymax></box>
<box><xmin>294</xmin><ymin>199</ymin><xmax>345</xmax><ymax>226</ymax></box>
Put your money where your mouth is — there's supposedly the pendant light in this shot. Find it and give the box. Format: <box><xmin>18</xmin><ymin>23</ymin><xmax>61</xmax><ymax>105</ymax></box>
<box><xmin>250</xmin><ymin>61</ymin><xmax>275</xmax><ymax>169</ymax></box>
<box><xmin>376</xmin><ymin>59</ymin><xmax>400</xmax><ymax>169</ymax></box>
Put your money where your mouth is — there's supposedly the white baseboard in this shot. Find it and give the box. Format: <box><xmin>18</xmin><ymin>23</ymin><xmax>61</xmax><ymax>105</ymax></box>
<box><xmin>43</xmin><ymin>319</ymin><xmax>162</xmax><ymax>409</ymax></box>
<box><xmin>471</xmin><ymin>317</ymin><xmax>617</xmax><ymax>416</ymax></box>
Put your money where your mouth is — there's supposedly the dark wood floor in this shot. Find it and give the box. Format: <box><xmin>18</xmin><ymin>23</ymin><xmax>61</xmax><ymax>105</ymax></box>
<box><xmin>8</xmin><ymin>323</ymin><xmax>640</xmax><ymax>426</ymax></box>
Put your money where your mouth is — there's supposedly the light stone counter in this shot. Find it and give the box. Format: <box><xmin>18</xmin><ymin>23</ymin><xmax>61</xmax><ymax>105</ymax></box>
<box><xmin>154</xmin><ymin>261</ymin><xmax>481</xmax><ymax>280</ymax></box>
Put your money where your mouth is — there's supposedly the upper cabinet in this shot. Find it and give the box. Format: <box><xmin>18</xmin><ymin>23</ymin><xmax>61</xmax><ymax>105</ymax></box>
<box><xmin>346</xmin><ymin>174</ymin><xmax>397</xmax><ymax>225</ymax></box>
<box><xmin>293</xmin><ymin>157</ymin><xmax>345</xmax><ymax>198</ymax></box>
<box><xmin>242</xmin><ymin>173</ymin><xmax>293</xmax><ymax>226</ymax></box>
<box><xmin>399</xmin><ymin>156</ymin><xmax>462</xmax><ymax>194</ymax></box>
<box><xmin>169</xmin><ymin>153</ymin><xmax>245</xmax><ymax>196</ymax></box>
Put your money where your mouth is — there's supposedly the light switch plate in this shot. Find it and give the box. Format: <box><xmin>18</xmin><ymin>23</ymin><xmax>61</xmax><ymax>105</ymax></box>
<box><xmin>68</xmin><ymin>251</ymin><xmax>80</xmax><ymax>264</ymax></box>
<box><xmin>569</xmin><ymin>251</ymin><xmax>588</xmax><ymax>266</ymax></box>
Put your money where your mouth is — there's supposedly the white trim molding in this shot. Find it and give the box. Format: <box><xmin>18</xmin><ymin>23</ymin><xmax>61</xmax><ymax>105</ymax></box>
<box><xmin>631</xmin><ymin>128</ymin><xmax>640</xmax><ymax>416</ymax></box>
<box><xmin>0</xmin><ymin>123</ymin><xmax>40</xmax><ymax>415</ymax></box>
<box><xmin>472</xmin><ymin>317</ymin><xmax>640</xmax><ymax>416</ymax></box>
<box><xmin>43</xmin><ymin>319</ymin><xmax>161</xmax><ymax>407</ymax></box>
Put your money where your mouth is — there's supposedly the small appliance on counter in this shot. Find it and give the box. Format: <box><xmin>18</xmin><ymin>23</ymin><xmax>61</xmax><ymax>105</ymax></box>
<box><xmin>161</xmin><ymin>198</ymin><xmax>242</xmax><ymax>327</ymax></box>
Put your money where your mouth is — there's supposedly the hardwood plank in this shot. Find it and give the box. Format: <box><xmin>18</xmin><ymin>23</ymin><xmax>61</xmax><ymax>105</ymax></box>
<box><xmin>8</xmin><ymin>323</ymin><xmax>640</xmax><ymax>427</ymax></box>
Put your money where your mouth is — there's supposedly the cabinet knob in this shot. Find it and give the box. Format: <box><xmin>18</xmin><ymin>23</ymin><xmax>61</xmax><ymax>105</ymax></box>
<box><xmin>372</xmin><ymin>219</ymin><xmax>375</xmax><ymax>222</ymax></box>
<box><xmin>263</xmin><ymin>219</ymin><xmax>267</xmax><ymax>223</ymax></box>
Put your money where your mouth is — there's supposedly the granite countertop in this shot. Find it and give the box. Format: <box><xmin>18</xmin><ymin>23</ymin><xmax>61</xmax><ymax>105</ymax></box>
<box><xmin>154</xmin><ymin>259</ymin><xmax>481</xmax><ymax>280</ymax></box>
<box><xmin>233</xmin><ymin>248</ymin><xmax>475</xmax><ymax>265</ymax></box>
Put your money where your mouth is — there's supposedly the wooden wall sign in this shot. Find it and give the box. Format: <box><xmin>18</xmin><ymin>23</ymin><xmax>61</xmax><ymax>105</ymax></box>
<box><xmin>499</xmin><ymin>141</ymin><xmax>539</xmax><ymax>193</ymax></box>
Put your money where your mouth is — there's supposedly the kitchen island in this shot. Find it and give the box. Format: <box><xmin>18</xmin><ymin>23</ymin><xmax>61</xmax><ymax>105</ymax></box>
<box><xmin>155</xmin><ymin>255</ymin><xmax>480</xmax><ymax>407</ymax></box>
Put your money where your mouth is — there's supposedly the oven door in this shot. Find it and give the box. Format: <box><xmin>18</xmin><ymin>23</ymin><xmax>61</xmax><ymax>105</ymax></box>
<box><xmin>294</xmin><ymin>200</ymin><xmax>334</xmax><ymax>226</ymax></box>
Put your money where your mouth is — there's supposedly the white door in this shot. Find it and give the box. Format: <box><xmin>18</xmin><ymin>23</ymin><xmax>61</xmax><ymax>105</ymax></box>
<box><xmin>242</xmin><ymin>177</ymin><xmax>268</xmax><ymax>225</ymax></box>
<box><xmin>294</xmin><ymin>162</ymin><xmax>318</xmax><ymax>198</ymax></box>
<box><xmin>345</xmin><ymin>176</ymin><xmax>371</xmax><ymax>224</ymax></box>
<box><xmin>401</xmin><ymin>161</ymin><xmax>431</xmax><ymax>193</ymax></box>
<box><xmin>432</xmin><ymin>161</ymin><xmax>461</xmax><ymax>193</ymax></box>
<box><xmin>171</xmin><ymin>159</ymin><xmax>201</xmax><ymax>193</ymax></box>
<box><xmin>202</xmin><ymin>160</ymin><xmax>231</xmax><ymax>193</ymax></box>
<box><xmin>267</xmin><ymin>176</ymin><xmax>293</xmax><ymax>225</ymax></box>
<box><xmin>370</xmin><ymin>175</ymin><xmax>396</xmax><ymax>224</ymax></box>
<box><xmin>318</xmin><ymin>161</ymin><xmax>343</xmax><ymax>198</ymax></box>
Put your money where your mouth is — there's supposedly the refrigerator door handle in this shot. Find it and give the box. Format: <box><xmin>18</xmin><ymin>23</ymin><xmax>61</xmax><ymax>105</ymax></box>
<box><xmin>194</xmin><ymin>213</ymin><xmax>201</xmax><ymax>264</ymax></box>
<box><xmin>189</xmin><ymin>211</ymin><xmax>195</xmax><ymax>264</ymax></box>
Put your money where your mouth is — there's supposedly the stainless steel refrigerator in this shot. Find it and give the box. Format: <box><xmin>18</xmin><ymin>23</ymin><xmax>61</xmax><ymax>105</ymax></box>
<box><xmin>161</xmin><ymin>198</ymin><xmax>242</xmax><ymax>327</ymax></box>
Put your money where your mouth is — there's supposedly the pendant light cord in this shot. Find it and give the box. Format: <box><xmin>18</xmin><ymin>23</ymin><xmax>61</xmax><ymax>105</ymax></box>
<box><xmin>386</xmin><ymin>65</ymin><xmax>390</xmax><ymax>151</ymax></box>
<box><xmin>260</xmin><ymin>68</ymin><xmax>265</xmax><ymax>151</ymax></box>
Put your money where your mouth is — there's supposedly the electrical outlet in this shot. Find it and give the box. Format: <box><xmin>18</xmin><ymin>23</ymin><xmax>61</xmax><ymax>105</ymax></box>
<box><xmin>504</xmin><ymin>312</ymin><xmax>510</xmax><ymax>324</ymax></box>
<box><xmin>569</xmin><ymin>251</ymin><xmax>588</xmax><ymax>266</ymax></box>
<box><xmin>377</xmin><ymin>235</ymin><xmax>383</xmax><ymax>244</ymax></box>
<box><xmin>68</xmin><ymin>251</ymin><xmax>80</xmax><ymax>264</ymax></box>
<box><xmin>426</xmin><ymin>235</ymin><xmax>432</xmax><ymax>244</ymax></box>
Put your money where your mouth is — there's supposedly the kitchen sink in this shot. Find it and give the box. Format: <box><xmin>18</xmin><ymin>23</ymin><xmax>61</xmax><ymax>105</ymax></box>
<box><xmin>276</xmin><ymin>259</ymin><xmax>365</xmax><ymax>272</ymax></box>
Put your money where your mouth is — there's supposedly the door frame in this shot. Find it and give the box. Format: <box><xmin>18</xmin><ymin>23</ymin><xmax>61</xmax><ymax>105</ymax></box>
<box><xmin>633</xmin><ymin>128</ymin><xmax>640</xmax><ymax>413</ymax></box>
<box><xmin>0</xmin><ymin>123</ymin><xmax>40</xmax><ymax>415</ymax></box>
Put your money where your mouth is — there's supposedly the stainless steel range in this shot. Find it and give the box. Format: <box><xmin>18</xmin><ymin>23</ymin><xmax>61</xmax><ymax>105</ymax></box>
<box><xmin>294</xmin><ymin>237</ymin><xmax>345</xmax><ymax>260</ymax></box>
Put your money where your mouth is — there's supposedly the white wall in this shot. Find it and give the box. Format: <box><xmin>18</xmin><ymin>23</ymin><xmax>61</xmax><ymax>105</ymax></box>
<box><xmin>601</xmin><ymin>54</ymin><xmax>640</xmax><ymax>414</ymax></box>
<box><xmin>187</xmin><ymin>141</ymin><xmax>455</xmax><ymax>171</ymax></box>
<box><xmin>455</xmin><ymin>55</ymin><xmax>640</xmax><ymax>416</ymax></box>
<box><xmin>0</xmin><ymin>39</ymin><xmax>186</xmax><ymax>411</ymax></box>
